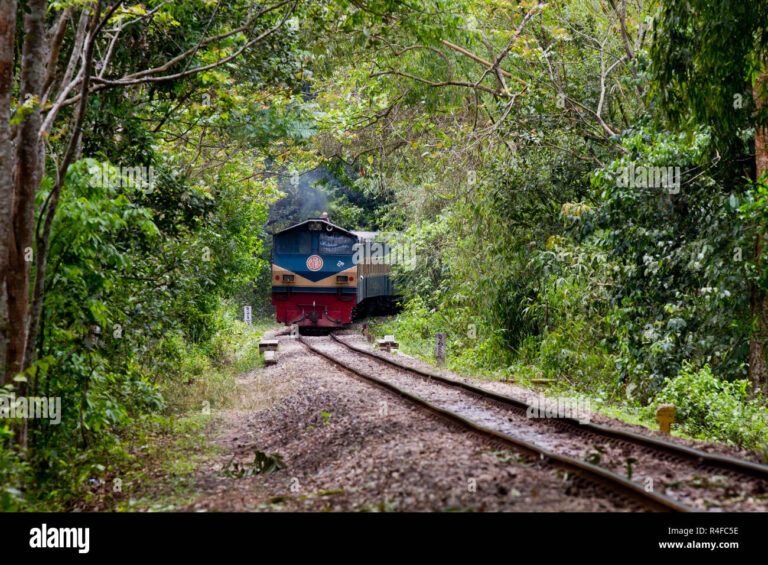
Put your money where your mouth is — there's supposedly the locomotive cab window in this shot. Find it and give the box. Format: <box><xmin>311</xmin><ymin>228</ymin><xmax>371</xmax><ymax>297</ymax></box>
<box><xmin>319</xmin><ymin>232</ymin><xmax>355</xmax><ymax>255</ymax></box>
<box><xmin>275</xmin><ymin>231</ymin><xmax>311</xmax><ymax>254</ymax></box>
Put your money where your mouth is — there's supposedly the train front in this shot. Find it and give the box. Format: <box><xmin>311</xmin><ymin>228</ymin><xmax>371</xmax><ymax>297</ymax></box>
<box><xmin>271</xmin><ymin>215</ymin><xmax>358</xmax><ymax>327</ymax></box>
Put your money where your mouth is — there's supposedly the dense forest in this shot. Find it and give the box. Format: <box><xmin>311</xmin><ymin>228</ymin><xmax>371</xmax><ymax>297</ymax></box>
<box><xmin>1</xmin><ymin>0</ymin><xmax>768</xmax><ymax>511</ymax></box>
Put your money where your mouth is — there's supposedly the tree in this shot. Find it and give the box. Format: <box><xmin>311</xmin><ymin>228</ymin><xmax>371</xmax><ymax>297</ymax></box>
<box><xmin>0</xmin><ymin>1</ymin><xmax>305</xmax><ymax>452</ymax></box>
<box><xmin>0</xmin><ymin>0</ymin><xmax>17</xmax><ymax>388</ymax></box>
<box><xmin>650</xmin><ymin>0</ymin><xmax>768</xmax><ymax>391</ymax></box>
<box><xmin>0</xmin><ymin>0</ymin><xmax>297</xmax><ymax>390</ymax></box>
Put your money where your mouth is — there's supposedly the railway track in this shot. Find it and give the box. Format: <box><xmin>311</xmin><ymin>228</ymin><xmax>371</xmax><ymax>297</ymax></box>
<box><xmin>299</xmin><ymin>334</ymin><xmax>691</xmax><ymax>512</ymax></box>
<box><xmin>298</xmin><ymin>333</ymin><xmax>768</xmax><ymax>512</ymax></box>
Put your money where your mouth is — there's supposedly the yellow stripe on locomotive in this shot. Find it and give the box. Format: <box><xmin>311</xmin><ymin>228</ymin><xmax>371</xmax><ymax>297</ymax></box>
<box><xmin>271</xmin><ymin>264</ymin><xmax>357</xmax><ymax>288</ymax></box>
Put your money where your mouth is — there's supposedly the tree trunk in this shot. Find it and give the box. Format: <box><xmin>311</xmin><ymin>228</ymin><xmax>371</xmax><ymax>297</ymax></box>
<box><xmin>5</xmin><ymin>0</ymin><xmax>48</xmax><ymax>388</ymax></box>
<box><xmin>0</xmin><ymin>1</ymin><xmax>18</xmax><ymax>380</ymax></box>
<box><xmin>750</xmin><ymin>68</ymin><xmax>768</xmax><ymax>393</ymax></box>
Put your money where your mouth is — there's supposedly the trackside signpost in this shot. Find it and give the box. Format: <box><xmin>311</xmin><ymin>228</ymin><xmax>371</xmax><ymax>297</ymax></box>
<box><xmin>435</xmin><ymin>332</ymin><xmax>446</xmax><ymax>366</ymax></box>
<box><xmin>244</xmin><ymin>306</ymin><xmax>252</xmax><ymax>325</ymax></box>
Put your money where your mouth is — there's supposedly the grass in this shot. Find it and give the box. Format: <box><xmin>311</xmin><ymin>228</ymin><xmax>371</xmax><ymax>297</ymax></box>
<box><xmin>111</xmin><ymin>413</ymin><xmax>221</xmax><ymax>511</ymax></box>
<box><xmin>101</xmin><ymin>316</ymin><xmax>282</xmax><ymax>511</ymax></box>
<box><xmin>162</xmin><ymin>316</ymin><xmax>277</xmax><ymax>413</ymax></box>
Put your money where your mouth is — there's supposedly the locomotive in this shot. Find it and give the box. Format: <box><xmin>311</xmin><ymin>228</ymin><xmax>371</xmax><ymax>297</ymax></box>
<box><xmin>271</xmin><ymin>213</ymin><xmax>396</xmax><ymax>328</ymax></box>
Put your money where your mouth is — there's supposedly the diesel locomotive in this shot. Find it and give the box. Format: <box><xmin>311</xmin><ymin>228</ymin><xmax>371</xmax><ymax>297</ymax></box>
<box><xmin>271</xmin><ymin>213</ymin><xmax>396</xmax><ymax>328</ymax></box>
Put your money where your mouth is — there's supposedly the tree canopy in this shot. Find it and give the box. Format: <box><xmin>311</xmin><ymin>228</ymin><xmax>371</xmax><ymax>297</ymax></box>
<box><xmin>1</xmin><ymin>0</ymin><xmax>768</xmax><ymax>509</ymax></box>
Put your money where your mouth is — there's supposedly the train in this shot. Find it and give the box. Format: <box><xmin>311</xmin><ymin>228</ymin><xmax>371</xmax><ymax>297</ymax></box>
<box><xmin>271</xmin><ymin>213</ymin><xmax>398</xmax><ymax>328</ymax></box>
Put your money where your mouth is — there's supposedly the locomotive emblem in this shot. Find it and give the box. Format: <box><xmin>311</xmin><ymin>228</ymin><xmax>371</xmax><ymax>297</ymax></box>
<box><xmin>306</xmin><ymin>255</ymin><xmax>324</xmax><ymax>271</ymax></box>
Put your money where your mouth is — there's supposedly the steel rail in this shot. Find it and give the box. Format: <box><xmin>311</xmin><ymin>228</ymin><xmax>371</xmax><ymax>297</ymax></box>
<box><xmin>299</xmin><ymin>335</ymin><xmax>692</xmax><ymax>512</ymax></box>
<box><xmin>332</xmin><ymin>333</ymin><xmax>768</xmax><ymax>481</ymax></box>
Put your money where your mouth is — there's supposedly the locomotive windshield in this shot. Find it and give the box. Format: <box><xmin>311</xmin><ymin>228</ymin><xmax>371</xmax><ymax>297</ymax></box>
<box><xmin>319</xmin><ymin>232</ymin><xmax>355</xmax><ymax>255</ymax></box>
<box><xmin>275</xmin><ymin>231</ymin><xmax>312</xmax><ymax>254</ymax></box>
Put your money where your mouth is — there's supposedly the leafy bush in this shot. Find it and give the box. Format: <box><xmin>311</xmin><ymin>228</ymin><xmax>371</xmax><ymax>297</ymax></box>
<box><xmin>593</xmin><ymin>128</ymin><xmax>750</xmax><ymax>392</ymax></box>
<box><xmin>154</xmin><ymin>303</ymin><xmax>266</xmax><ymax>414</ymax></box>
<box><xmin>646</xmin><ymin>363</ymin><xmax>768</xmax><ymax>450</ymax></box>
<box><xmin>369</xmin><ymin>297</ymin><xmax>437</xmax><ymax>358</ymax></box>
<box><xmin>519</xmin><ymin>319</ymin><xmax>618</xmax><ymax>394</ymax></box>
<box><xmin>0</xmin><ymin>416</ymin><xmax>29</xmax><ymax>511</ymax></box>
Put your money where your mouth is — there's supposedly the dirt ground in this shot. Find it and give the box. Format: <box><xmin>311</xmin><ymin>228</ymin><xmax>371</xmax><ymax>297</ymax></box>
<box><xmin>172</xmin><ymin>332</ymin><xmax>634</xmax><ymax>512</ymax></box>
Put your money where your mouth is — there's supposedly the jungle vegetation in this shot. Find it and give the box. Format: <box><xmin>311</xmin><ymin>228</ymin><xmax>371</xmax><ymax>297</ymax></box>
<box><xmin>1</xmin><ymin>0</ymin><xmax>768</xmax><ymax>508</ymax></box>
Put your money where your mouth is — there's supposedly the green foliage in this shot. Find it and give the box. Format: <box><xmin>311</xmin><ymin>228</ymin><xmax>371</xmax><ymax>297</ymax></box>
<box><xmin>520</xmin><ymin>319</ymin><xmax>617</xmax><ymax>391</ymax></box>
<box><xmin>0</xmin><ymin>410</ymin><xmax>29</xmax><ymax>511</ymax></box>
<box><xmin>646</xmin><ymin>363</ymin><xmax>768</xmax><ymax>450</ymax></box>
<box><xmin>12</xmin><ymin>0</ymin><xmax>768</xmax><ymax>508</ymax></box>
<box><xmin>369</xmin><ymin>297</ymin><xmax>442</xmax><ymax>360</ymax></box>
<box><xmin>592</xmin><ymin>128</ymin><xmax>750</xmax><ymax>396</ymax></box>
<box><xmin>650</xmin><ymin>0</ymin><xmax>768</xmax><ymax>155</ymax></box>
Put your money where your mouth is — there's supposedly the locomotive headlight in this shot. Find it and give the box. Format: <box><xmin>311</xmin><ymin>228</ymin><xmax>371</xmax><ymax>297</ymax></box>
<box><xmin>336</xmin><ymin>275</ymin><xmax>349</xmax><ymax>283</ymax></box>
<box><xmin>282</xmin><ymin>274</ymin><xmax>294</xmax><ymax>283</ymax></box>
